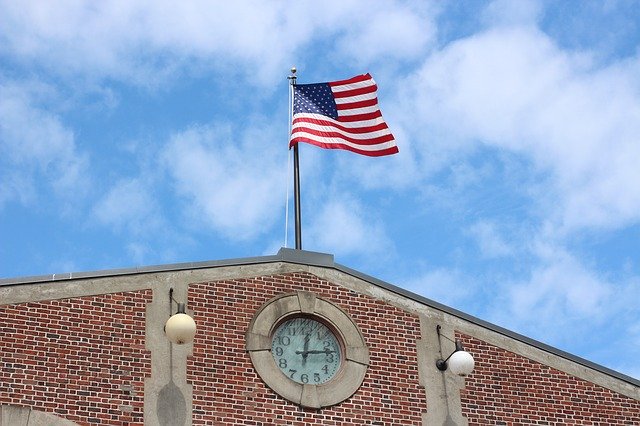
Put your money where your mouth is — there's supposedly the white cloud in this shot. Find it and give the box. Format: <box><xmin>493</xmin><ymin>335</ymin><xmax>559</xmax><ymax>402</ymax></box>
<box><xmin>0</xmin><ymin>1</ymin><xmax>438</xmax><ymax>87</ymax></box>
<box><xmin>485</xmin><ymin>243</ymin><xmax>614</xmax><ymax>344</ymax></box>
<box><xmin>400</xmin><ymin>25</ymin><xmax>640</xmax><ymax>233</ymax></box>
<box><xmin>406</xmin><ymin>244</ymin><xmax>640</xmax><ymax>377</ymax></box>
<box><xmin>0</xmin><ymin>80</ymin><xmax>89</xmax><ymax>208</ymax></box>
<box><xmin>93</xmin><ymin>178</ymin><xmax>160</xmax><ymax>233</ymax></box>
<box><xmin>389</xmin><ymin>14</ymin><xmax>640</xmax><ymax>370</ymax></box>
<box><xmin>163</xmin><ymin>122</ymin><xmax>286</xmax><ymax>240</ymax></box>
<box><xmin>334</xmin><ymin>3</ymin><xmax>436</xmax><ymax>65</ymax></box>
<box><xmin>91</xmin><ymin>174</ymin><xmax>200</xmax><ymax>266</ymax></box>
<box><xmin>405</xmin><ymin>268</ymin><xmax>477</xmax><ymax>308</ymax></box>
<box><xmin>126</xmin><ymin>242</ymin><xmax>153</xmax><ymax>266</ymax></box>
<box><xmin>482</xmin><ymin>0</ymin><xmax>542</xmax><ymax>28</ymax></box>
<box><xmin>305</xmin><ymin>195</ymin><xmax>392</xmax><ymax>259</ymax></box>
<box><xmin>481</xmin><ymin>241</ymin><xmax>640</xmax><ymax>378</ymax></box>
<box><xmin>512</xmin><ymin>257</ymin><xmax>609</xmax><ymax>319</ymax></box>
<box><xmin>0</xmin><ymin>1</ymin><xmax>286</xmax><ymax>84</ymax></box>
<box><xmin>468</xmin><ymin>220</ymin><xmax>514</xmax><ymax>258</ymax></box>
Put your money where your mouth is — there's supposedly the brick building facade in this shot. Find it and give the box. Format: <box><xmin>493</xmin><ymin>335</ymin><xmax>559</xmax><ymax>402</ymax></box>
<box><xmin>1</xmin><ymin>248</ymin><xmax>639</xmax><ymax>425</ymax></box>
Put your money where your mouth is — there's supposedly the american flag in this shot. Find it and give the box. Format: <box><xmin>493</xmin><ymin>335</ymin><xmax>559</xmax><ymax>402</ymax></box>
<box><xmin>289</xmin><ymin>73</ymin><xmax>398</xmax><ymax>157</ymax></box>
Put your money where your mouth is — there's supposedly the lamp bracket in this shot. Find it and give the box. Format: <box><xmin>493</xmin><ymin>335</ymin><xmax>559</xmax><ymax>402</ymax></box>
<box><xmin>168</xmin><ymin>288</ymin><xmax>187</xmax><ymax>315</ymax></box>
<box><xmin>436</xmin><ymin>324</ymin><xmax>456</xmax><ymax>345</ymax></box>
<box><xmin>435</xmin><ymin>324</ymin><xmax>467</xmax><ymax>372</ymax></box>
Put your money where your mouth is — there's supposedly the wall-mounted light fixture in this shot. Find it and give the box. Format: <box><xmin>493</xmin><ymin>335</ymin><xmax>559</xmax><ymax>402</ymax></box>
<box><xmin>435</xmin><ymin>325</ymin><xmax>475</xmax><ymax>377</ymax></box>
<box><xmin>164</xmin><ymin>288</ymin><xmax>196</xmax><ymax>345</ymax></box>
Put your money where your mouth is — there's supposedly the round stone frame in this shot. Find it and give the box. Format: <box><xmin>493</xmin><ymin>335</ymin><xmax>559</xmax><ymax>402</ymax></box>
<box><xmin>246</xmin><ymin>291</ymin><xmax>369</xmax><ymax>408</ymax></box>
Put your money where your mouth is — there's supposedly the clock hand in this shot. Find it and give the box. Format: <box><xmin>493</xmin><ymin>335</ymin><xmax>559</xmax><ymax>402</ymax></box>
<box><xmin>295</xmin><ymin>349</ymin><xmax>336</xmax><ymax>355</ymax></box>
<box><xmin>302</xmin><ymin>334</ymin><xmax>310</xmax><ymax>366</ymax></box>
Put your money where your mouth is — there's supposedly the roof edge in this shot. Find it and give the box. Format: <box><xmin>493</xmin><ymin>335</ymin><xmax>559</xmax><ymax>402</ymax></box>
<box><xmin>1</xmin><ymin>248</ymin><xmax>638</xmax><ymax>389</ymax></box>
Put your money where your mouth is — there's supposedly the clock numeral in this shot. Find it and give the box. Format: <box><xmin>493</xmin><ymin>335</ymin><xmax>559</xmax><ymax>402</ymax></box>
<box><xmin>300</xmin><ymin>374</ymin><xmax>309</xmax><ymax>383</ymax></box>
<box><xmin>322</xmin><ymin>364</ymin><xmax>329</xmax><ymax>374</ymax></box>
<box><xmin>323</xmin><ymin>340</ymin><xmax>331</xmax><ymax>348</ymax></box>
<box><xmin>274</xmin><ymin>346</ymin><xmax>283</xmax><ymax>356</ymax></box>
<box><xmin>289</xmin><ymin>369</ymin><xmax>297</xmax><ymax>379</ymax></box>
<box><xmin>277</xmin><ymin>336</ymin><xmax>290</xmax><ymax>346</ymax></box>
<box><xmin>326</xmin><ymin>352</ymin><xmax>334</xmax><ymax>363</ymax></box>
<box><xmin>314</xmin><ymin>373</ymin><xmax>320</xmax><ymax>383</ymax></box>
<box><xmin>279</xmin><ymin>359</ymin><xmax>287</xmax><ymax>368</ymax></box>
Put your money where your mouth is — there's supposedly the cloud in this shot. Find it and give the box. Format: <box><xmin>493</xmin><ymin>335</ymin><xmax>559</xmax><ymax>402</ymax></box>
<box><xmin>90</xmin><ymin>170</ymin><xmax>202</xmax><ymax>266</ymax></box>
<box><xmin>468</xmin><ymin>220</ymin><xmax>514</xmax><ymax>258</ymax></box>
<box><xmin>400</xmin><ymin>25</ymin><xmax>640</xmax><ymax>233</ymax></box>
<box><xmin>0</xmin><ymin>1</ymin><xmax>287</xmax><ymax>84</ymax></box>
<box><xmin>93</xmin><ymin>178</ymin><xmax>161</xmax><ymax>233</ymax></box>
<box><xmin>0</xmin><ymin>1</ymin><xmax>438</xmax><ymax>87</ymax></box>
<box><xmin>389</xmin><ymin>13</ymin><xmax>640</xmax><ymax>374</ymax></box>
<box><xmin>482</xmin><ymin>0</ymin><xmax>542</xmax><ymax>28</ymax></box>
<box><xmin>162</xmin><ymin>121</ymin><xmax>286</xmax><ymax>240</ymax></box>
<box><xmin>405</xmin><ymin>268</ymin><xmax>478</xmax><ymax>308</ymax></box>
<box><xmin>305</xmin><ymin>194</ymin><xmax>393</xmax><ymax>259</ymax></box>
<box><xmin>334</xmin><ymin>2</ymin><xmax>436</xmax><ymax>65</ymax></box>
<box><xmin>406</xmin><ymin>243</ymin><xmax>640</xmax><ymax>377</ymax></box>
<box><xmin>480</xmin><ymin>241</ymin><xmax>640</xmax><ymax>378</ymax></box>
<box><xmin>509</xmin><ymin>252</ymin><xmax>610</xmax><ymax>321</ymax></box>
<box><xmin>0</xmin><ymin>79</ymin><xmax>89</xmax><ymax>208</ymax></box>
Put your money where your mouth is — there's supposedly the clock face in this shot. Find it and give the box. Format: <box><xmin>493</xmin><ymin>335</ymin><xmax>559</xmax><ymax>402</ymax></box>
<box><xmin>271</xmin><ymin>317</ymin><xmax>342</xmax><ymax>385</ymax></box>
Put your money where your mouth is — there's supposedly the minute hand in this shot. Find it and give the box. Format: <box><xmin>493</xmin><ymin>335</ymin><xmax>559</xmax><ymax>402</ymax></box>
<box><xmin>295</xmin><ymin>349</ymin><xmax>336</xmax><ymax>355</ymax></box>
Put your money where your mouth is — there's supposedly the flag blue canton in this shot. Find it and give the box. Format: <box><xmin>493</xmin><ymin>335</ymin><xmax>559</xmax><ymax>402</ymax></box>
<box><xmin>293</xmin><ymin>83</ymin><xmax>338</xmax><ymax>119</ymax></box>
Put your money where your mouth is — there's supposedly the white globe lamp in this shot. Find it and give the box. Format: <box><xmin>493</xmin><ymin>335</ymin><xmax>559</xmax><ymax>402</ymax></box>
<box><xmin>164</xmin><ymin>289</ymin><xmax>197</xmax><ymax>345</ymax></box>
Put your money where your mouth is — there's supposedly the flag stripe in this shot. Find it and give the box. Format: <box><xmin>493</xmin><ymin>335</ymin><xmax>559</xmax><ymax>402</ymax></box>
<box><xmin>336</xmin><ymin>98</ymin><xmax>379</xmax><ymax>111</ymax></box>
<box><xmin>291</xmin><ymin>124</ymin><xmax>393</xmax><ymax>143</ymax></box>
<box><xmin>332</xmin><ymin>84</ymin><xmax>377</xmax><ymax>98</ymax></box>
<box><xmin>290</xmin><ymin>73</ymin><xmax>398</xmax><ymax>156</ymax></box>
<box><xmin>335</xmin><ymin>110</ymin><xmax>383</xmax><ymax>122</ymax></box>
<box><xmin>337</xmin><ymin>104</ymin><xmax>380</xmax><ymax>116</ymax></box>
<box><xmin>333</xmin><ymin>90</ymin><xmax>377</xmax><ymax>104</ymax></box>
<box><xmin>328</xmin><ymin>73</ymin><xmax>373</xmax><ymax>90</ymax></box>
<box><xmin>292</xmin><ymin>114</ymin><xmax>389</xmax><ymax>133</ymax></box>
<box><xmin>290</xmin><ymin>134</ymin><xmax>399</xmax><ymax>156</ymax></box>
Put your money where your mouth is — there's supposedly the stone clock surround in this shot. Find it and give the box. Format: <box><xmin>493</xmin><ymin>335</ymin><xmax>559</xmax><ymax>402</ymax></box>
<box><xmin>245</xmin><ymin>291</ymin><xmax>370</xmax><ymax>409</ymax></box>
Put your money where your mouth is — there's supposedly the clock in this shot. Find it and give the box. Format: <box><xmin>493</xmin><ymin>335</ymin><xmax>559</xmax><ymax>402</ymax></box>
<box><xmin>246</xmin><ymin>291</ymin><xmax>369</xmax><ymax>408</ymax></box>
<box><xmin>271</xmin><ymin>317</ymin><xmax>341</xmax><ymax>385</ymax></box>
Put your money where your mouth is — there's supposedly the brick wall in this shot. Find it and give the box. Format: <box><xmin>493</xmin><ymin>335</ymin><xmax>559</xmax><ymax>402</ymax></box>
<box><xmin>187</xmin><ymin>272</ymin><xmax>426</xmax><ymax>425</ymax></box>
<box><xmin>458</xmin><ymin>333</ymin><xmax>640</xmax><ymax>424</ymax></box>
<box><xmin>2</xmin><ymin>272</ymin><xmax>638</xmax><ymax>426</ymax></box>
<box><xmin>0</xmin><ymin>291</ymin><xmax>151</xmax><ymax>425</ymax></box>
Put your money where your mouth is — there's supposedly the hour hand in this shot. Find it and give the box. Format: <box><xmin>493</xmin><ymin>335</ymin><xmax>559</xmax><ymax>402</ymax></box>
<box><xmin>301</xmin><ymin>334</ymin><xmax>311</xmax><ymax>366</ymax></box>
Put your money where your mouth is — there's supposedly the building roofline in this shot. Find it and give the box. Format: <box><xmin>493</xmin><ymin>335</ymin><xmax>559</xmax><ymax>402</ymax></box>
<box><xmin>1</xmin><ymin>247</ymin><xmax>638</xmax><ymax>388</ymax></box>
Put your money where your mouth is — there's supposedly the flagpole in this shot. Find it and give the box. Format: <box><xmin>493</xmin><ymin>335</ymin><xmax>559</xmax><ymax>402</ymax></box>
<box><xmin>288</xmin><ymin>67</ymin><xmax>302</xmax><ymax>250</ymax></box>
<box><xmin>293</xmin><ymin>142</ymin><xmax>302</xmax><ymax>250</ymax></box>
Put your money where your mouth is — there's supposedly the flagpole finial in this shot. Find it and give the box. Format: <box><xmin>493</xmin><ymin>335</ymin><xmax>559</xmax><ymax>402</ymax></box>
<box><xmin>291</xmin><ymin>66</ymin><xmax>296</xmax><ymax>75</ymax></box>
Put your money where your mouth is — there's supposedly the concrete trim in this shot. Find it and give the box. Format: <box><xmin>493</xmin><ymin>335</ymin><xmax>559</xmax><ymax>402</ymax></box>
<box><xmin>145</xmin><ymin>280</ymin><xmax>193</xmax><ymax>426</ymax></box>
<box><xmin>417</xmin><ymin>318</ymin><xmax>468</xmax><ymax>426</ymax></box>
<box><xmin>2</xmin><ymin>248</ymin><xmax>638</xmax><ymax>393</ymax></box>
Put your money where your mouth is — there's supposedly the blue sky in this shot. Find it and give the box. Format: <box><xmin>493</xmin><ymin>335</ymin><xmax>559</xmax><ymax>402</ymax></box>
<box><xmin>1</xmin><ymin>1</ymin><xmax>639</xmax><ymax>379</ymax></box>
